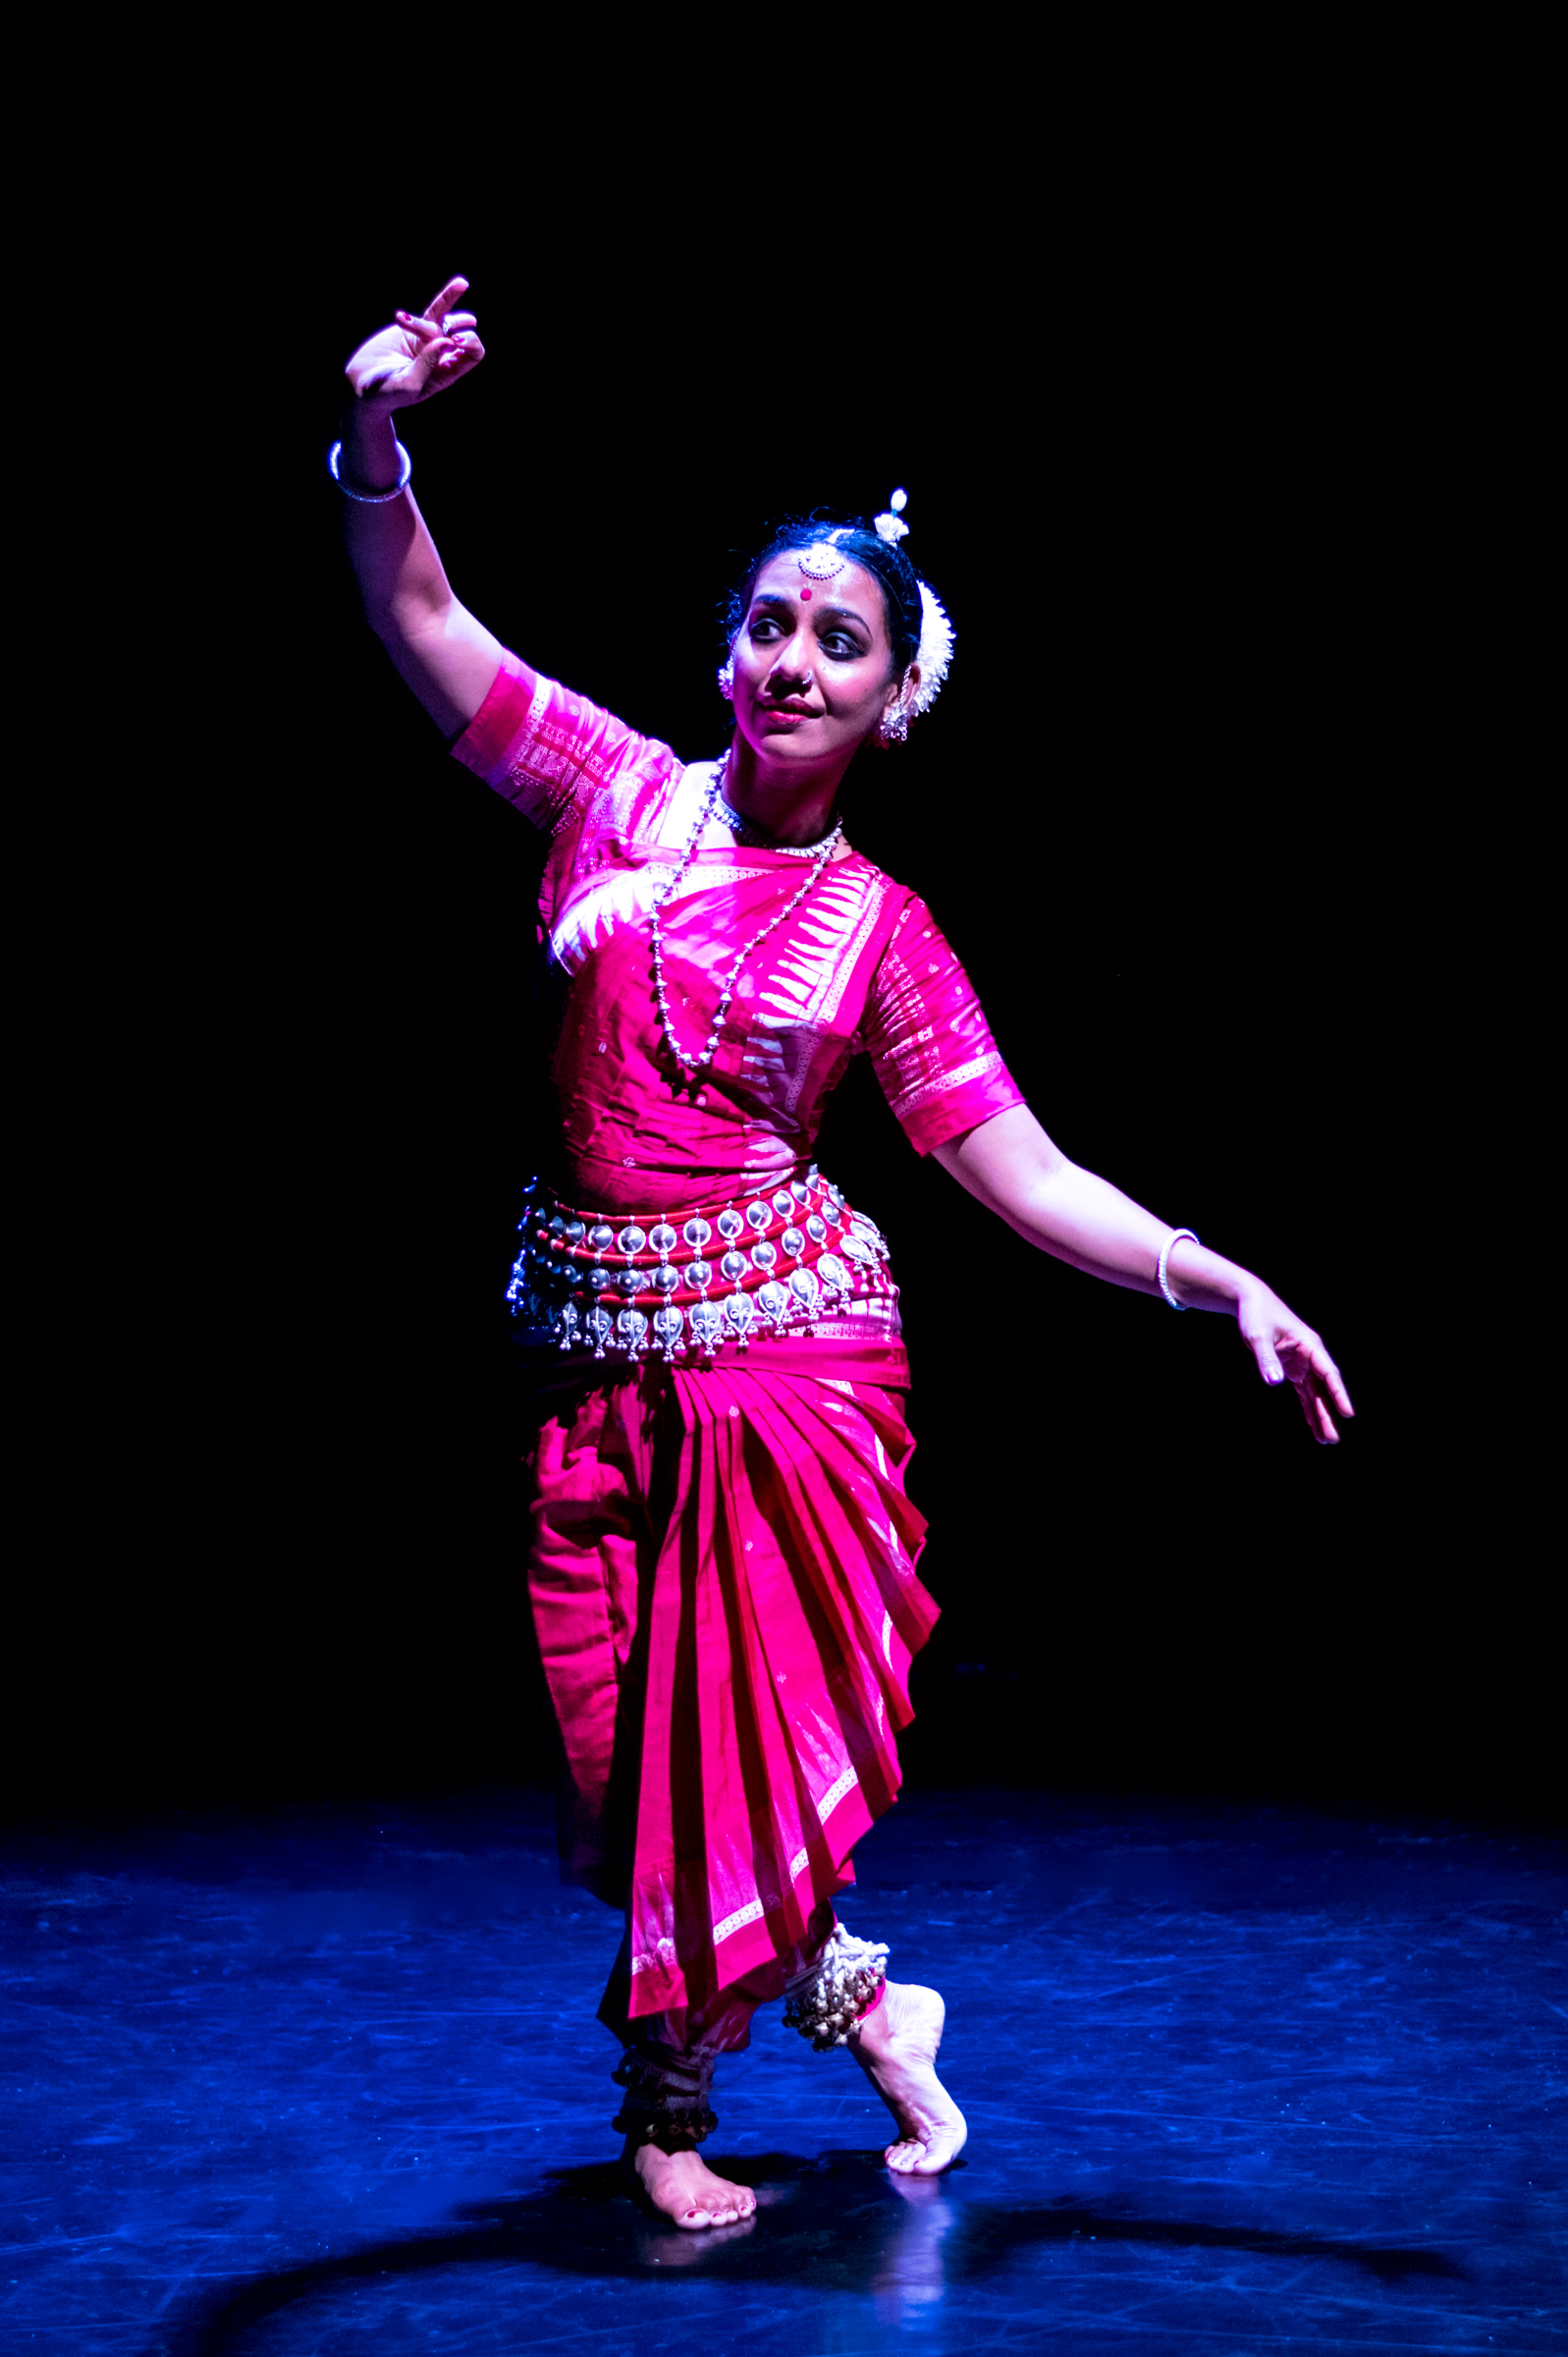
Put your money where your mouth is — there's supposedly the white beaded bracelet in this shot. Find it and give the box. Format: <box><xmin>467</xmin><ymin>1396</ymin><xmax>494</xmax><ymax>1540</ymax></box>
<box><xmin>328</xmin><ymin>437</ymin><xmax>411</xmax><ymax>503</ymax></box>
<box><xmin>1158</xmin><ymin>1228</ymin><xmax>1200</xmax><ymax>1311</ymax></box>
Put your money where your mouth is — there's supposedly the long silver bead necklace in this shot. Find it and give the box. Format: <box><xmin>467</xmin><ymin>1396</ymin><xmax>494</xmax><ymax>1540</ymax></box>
<box><xmin>650</xmin><ymin>755</ymin><xmax>843</xmax><ymax>1079</ymax></box>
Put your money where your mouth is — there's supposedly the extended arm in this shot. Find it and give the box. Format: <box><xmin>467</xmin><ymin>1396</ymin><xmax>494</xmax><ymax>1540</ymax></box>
<box><xmin>338</xmin><ymin>278</ymin><xmax>503</xmax><ymax>738</ymax></box>
<box><xmin>933</xmin><ymin>1104</ymin><xmax>1354</xmax><ymax>1444</ymax></box>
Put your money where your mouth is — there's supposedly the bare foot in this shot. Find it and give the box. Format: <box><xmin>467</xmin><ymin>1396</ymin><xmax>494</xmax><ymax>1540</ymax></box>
<box><xmin>626</xmin><ymin>2138</ymin><xmax>758</xmax><ymax>2229</ymax></box>
<box><xmin>850</xmin><ymin>1980</ymin><xmax>968</xmax><ymax>2174</ymax></box>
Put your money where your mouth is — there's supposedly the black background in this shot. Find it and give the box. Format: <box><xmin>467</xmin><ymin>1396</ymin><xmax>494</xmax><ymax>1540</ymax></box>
<box><xmin>19</xmin><ymin>116</ymin><xmax>1541</xmax><ymax>1830</ymax></box>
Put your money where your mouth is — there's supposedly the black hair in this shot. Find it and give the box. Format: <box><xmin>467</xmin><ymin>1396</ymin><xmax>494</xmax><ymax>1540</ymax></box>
<box><xmin>723</xmin><ymin>516</ymin><xmax>923</xmax><ymax>675</ymax></box>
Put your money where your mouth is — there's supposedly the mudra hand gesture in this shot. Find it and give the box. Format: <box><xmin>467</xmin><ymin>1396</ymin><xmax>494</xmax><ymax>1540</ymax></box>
<box><xmin>1233</xmin><ymin>1282</ymin><xmax>1355</xmax><ymax>1446</ymax></box>
<box><xmin>344</xmin><ymin>277</ymin><xmax>485</xmax><ymax>411</ymax></box>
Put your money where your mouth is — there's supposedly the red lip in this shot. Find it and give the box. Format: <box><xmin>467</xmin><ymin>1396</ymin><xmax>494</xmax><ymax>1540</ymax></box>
<box><xmin>761</xmin><ymin>704</ymin><xmax>818</xmax><ymax>723</ymax></box>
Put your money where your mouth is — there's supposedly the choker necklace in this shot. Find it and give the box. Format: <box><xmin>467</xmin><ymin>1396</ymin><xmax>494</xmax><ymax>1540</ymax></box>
<box><xmin>709</xmin><ymin>788</ymin><xmax>839</xmax><ymax>857</ymax></box>
<box><xmin>651</xmin><ymin>758</ymin><xmax>844</xmax><ymax>1078</ymax></box>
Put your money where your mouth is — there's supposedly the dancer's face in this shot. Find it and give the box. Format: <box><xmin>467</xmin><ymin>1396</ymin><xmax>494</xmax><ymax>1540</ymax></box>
<box><xmin>730</xmin><ymin>555</ymin><xmax>915</xmax><ymax>771</ymax></box>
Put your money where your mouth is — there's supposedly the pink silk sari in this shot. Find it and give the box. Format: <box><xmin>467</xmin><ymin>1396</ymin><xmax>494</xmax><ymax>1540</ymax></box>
<box><xmin>453</xmin><ymin>653</ymin><xmax>1021</xmax><ymax>2018</ymax></box>
<box><xmin>526</xmin><ymin>1355</ymin><xmax>935</xmax><ymax>2017</ymax></box>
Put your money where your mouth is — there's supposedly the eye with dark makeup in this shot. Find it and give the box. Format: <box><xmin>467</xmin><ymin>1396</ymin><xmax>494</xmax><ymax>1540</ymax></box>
<box><xmin>818</xmin><ymin>629</ymin><xmax>866</xmax><ymax>662</ymax></box>
<box><xmin>747</xmin><ymin>607</ymin><xmax>868</xmax><ymax>664</ymax></box>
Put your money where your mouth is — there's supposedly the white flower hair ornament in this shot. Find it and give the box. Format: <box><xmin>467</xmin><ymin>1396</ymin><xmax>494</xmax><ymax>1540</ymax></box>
<box><xmin>875</xmin><ymin>490</ymin><xmax>953</xmax><ymax>732</ymax></box>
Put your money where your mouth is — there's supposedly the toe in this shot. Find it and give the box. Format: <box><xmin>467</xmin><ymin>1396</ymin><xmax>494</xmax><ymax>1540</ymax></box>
<box><xmin>907</xmin><ymin>2122</ymin><xmax>966</xmax><ymax>2174</ymax></box>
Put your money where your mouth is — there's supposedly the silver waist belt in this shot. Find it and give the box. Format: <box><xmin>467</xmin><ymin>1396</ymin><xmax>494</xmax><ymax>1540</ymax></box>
<box><xmin>506</xmin><ymin>1164</ymin><xmax>894</xmax><ymax>1362</ymax></box>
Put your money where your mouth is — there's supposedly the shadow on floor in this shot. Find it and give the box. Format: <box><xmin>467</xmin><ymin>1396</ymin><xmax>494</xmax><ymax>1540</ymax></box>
<box><xmin>163</xmin><ymin>2150</ymin><xmax>1462</xmax><ymax>2352</ymax></box>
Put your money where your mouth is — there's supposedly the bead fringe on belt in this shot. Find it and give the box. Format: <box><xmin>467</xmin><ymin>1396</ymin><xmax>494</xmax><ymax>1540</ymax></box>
<box><xmin>506</xmin><ymin>1164</ymin><xmax>895</xmax><ymax>1363</ymax></box>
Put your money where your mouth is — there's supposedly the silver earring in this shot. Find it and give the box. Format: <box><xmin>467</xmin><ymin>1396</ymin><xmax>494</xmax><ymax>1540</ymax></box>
<box><xmin>876</xmin><ymin>702</ymin><xmax>909</xmax><ymax>745</ymax></box>
<box><xmin>717</xmin><ymin>658</ymin><xmax>734</xmax><ymax>702</ymax></box>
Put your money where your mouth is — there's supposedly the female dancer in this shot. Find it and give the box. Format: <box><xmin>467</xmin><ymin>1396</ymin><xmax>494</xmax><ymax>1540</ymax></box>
<box><xmin>335</xmin><ymin>279</ymin><xmax>1353</xmax><ymax>2231</ymax></box>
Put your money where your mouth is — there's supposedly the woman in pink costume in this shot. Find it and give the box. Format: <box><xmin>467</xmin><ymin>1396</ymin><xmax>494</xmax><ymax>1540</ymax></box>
<box><xmin>336</xmin><ymin>279</ymin><xmax>1354</xmax><ymax>2231</ymax></box>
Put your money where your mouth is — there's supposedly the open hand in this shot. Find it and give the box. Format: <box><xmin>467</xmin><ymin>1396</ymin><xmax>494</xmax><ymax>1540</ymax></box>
<box><xmin>1236</xmin><ymin>1287</ymin><xmax>1354</xmax><ymax>1446</ymax></box>
<box><xmin>344</xmin><ymin>277</ymin><xmax>484</xmax><ymax>411</ymax></box>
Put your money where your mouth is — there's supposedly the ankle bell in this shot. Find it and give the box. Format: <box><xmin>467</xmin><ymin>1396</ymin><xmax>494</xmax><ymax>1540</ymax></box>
<box><xmin>611</xmin><ymin>2044</ymin><xmax>719</xmax><ymax>2150</ymax></box>
<box><xmin>782</xmin><ymin>1925</ymin><xmax>891</xmax><ymax>2053</ymax></box>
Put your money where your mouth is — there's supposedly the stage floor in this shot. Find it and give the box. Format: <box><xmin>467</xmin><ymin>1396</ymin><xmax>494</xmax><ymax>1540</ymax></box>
<box><xmin>3</xmin><ymin>1787</ymin><xmax>1562</xmax><ymax>2353</ymax></box>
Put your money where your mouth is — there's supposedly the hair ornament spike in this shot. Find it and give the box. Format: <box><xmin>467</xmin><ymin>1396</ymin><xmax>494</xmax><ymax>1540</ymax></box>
<box><xmin>874</xmin><ymin>483</ymin><xmax>910</xmax><ymax>545</ymax></box>
<box><xmin>872</xmin><ymin>491</ymin><xmax>954</xmax><ymax>722</ymax></box>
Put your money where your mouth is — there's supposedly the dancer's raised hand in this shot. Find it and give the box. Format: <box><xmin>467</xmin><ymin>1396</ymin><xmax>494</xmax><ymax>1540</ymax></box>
<box><xmin>344</xmin><ymin>277</ymin><xmax>484</xmax><ymax>411</ymax></box>
<box><xmin>335</xmin><ymin>273</ymin><xmax>502</xmax><ymax>734</ymax></box>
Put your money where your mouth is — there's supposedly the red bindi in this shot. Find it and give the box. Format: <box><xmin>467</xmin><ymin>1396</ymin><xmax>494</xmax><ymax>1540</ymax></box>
<box><xmin>800</xmin><ymin>587</ymin><xmax>812</xmax><ymax>600</ymax></box>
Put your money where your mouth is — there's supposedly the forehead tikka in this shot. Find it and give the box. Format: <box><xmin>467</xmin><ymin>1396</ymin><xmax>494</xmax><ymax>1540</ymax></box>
<box><xmin>797</xmin><ymin>533</ymin><xmax>848</xmax><ymax>598</ymax></box>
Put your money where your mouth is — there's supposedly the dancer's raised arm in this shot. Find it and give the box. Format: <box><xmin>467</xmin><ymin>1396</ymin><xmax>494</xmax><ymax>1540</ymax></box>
<box><xmin>338</xmin><ymin>277</ymin><xmax>503</xmax><ymax>737</ymax></box>
<box><xmin>934</xmin><ymin>1104</ymin><xmax>1354</xmax><ymax>1444</ymax></box>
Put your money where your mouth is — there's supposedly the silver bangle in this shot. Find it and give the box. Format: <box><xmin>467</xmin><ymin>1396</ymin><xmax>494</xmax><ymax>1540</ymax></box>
<box><xmin>328</xmin><ymin>437</ymin><xmax>411</xmax><ymax>503</ymax></box>
<box><xmin>1158</xmin><ymin>1228</ymin><xmax>1199</xmax><ymax>1311</ymax></box>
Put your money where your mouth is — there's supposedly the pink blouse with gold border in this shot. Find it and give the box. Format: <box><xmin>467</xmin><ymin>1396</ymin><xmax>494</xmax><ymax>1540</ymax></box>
<box><xmin>452</xmin><ymin>652</ymin><xmax>1023</xmax><ymax>1220</ymax></box>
